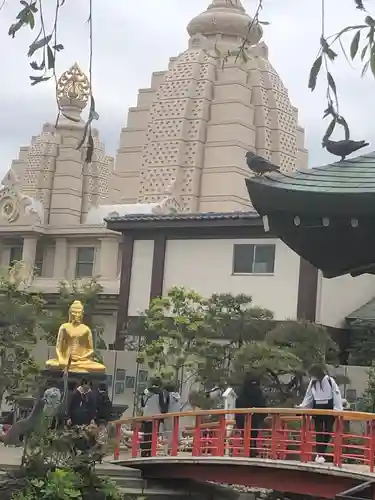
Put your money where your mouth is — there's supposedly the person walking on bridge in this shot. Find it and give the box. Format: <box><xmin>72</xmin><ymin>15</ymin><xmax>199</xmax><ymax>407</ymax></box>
<box><xmin>235</xmin><ymin>373</ymin><xmax>267</xmax><ymax>458</ymax></box>
<box><xmin>298</xmin><ymin>364</ymin><xmax>343</xmax><ymax>464</ymax></box>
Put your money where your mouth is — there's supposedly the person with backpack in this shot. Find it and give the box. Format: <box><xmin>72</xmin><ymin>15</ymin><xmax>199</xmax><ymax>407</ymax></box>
<box><xmin>235</xmin><ymin>373</ymin><xmax>267</xmax><ymax>458</ymax></box>
<box><xmin>298</xmin><ymin>364</ymin><xmax>343</xmax><ymax>463</ymax></box>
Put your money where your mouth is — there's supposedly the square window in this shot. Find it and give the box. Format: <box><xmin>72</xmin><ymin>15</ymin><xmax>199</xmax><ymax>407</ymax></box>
<box><xmin>346</xmin><ymin>389</ymin><xmax>357</xmax><ymax>402</ymax></box>
<box><xmin>139</xmin><ymin>370</ymin><xmax>148</xmax><ymax>383</ymax></box>
<box><xmin>253</xmin><ymin>245</ymin><xmax>275</xmax><ymax>273</ymax></box>
<box><xmin>233</xmin><ymin>244</ymin><xmax>275</xmax><ymax>274</ymax></box>
<box><xmin>125</xmin><ymin>376</ymin><xmax>135</xmax><ymax>389</ymax></box>
<box><xmin>115</xmin><ymin>368</ymin><xmax>126</xmax><ymax>382</ymax></box>
<box><xmin>137</xmin><ymin>382</ymin><xmax>147</xmax><ymax>395</ymax></box>
<box><xmin>9</xmin><ymin>246</ymin><xmax>22</xmax><ymax>266</ymax></box>
<box><xmin>115</xmin><ymin>382</ymin><xmax>125</xmax><ymax>395</ymax></box>
<box><xmin>106</xmin><ymin>375</ymin><xmax>113</xmax><ymax>389</ymax></box>
<box><xmin>34</xmin><ymin>245</ymin><xmax>44</xmax><ymax>277</ymax></box>
<box><xmin>76</xmin><ymin>247</ymin><xmax>95</xmax><ymax>278</ymax></box>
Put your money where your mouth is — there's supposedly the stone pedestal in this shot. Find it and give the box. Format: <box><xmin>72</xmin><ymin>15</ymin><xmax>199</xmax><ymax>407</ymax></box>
<box><xmin>41</xmin><ymin>369</ymin><xmax>107</xmax><ymax>393</ymax></box>
<box><xmin>41</xmin><ymin>369</ymin><xmax>127</xmax><ymax>421</ymax></box>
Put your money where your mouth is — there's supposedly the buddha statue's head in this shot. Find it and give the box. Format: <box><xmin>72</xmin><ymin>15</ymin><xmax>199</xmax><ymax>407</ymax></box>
<box><xmin>69</xmin><ymin>300</ymin><xmax>84</xmax><ymax>325</ymax></box>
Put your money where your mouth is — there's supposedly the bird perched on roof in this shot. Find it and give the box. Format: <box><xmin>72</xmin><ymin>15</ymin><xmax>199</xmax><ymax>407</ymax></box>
<box><xmin>322</xmin><ymin>138</ymin><xmax>369</xmax><ymax>161</ymax></box>
<box><xmin>245</xmin><ymin>151</ymin><xmax>280</xmax><ymax>176</ymax></box>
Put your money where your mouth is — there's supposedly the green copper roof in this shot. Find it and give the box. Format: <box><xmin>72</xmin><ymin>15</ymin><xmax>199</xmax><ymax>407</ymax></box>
<box><xmin>346</xmin><ymin>297</ymin><xmax>375</xmax><ymax>321</ymax></box>
<box><xmin>250</xmin><ymin>151</ymin><xmax>375</xmax><ymax>193</ymax></box>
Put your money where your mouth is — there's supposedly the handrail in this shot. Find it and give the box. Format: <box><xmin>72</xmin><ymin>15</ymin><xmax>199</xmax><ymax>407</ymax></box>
<box><xmin>112</xmin><ymin>407</ymin><xmax>375</xmax><ymax>471</ymax></box>
<box><xmin>113</xmin><ymin>407</ymin><xmax>375</xmax><ymax>425</ymax></box>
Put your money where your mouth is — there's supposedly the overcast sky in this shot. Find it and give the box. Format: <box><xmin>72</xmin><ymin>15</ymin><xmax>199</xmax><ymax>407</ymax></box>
<box><xmin>0</xmin><ymin>0</ymin><xmax>373</xmax><ymax>174</ymax></box>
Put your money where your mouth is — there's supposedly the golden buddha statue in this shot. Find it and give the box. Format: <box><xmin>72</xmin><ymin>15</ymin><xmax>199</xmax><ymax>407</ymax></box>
<box><xmin>46</xmin><ymin>300</ymin><xmax>106</xmax><ymax>373</ymax></box>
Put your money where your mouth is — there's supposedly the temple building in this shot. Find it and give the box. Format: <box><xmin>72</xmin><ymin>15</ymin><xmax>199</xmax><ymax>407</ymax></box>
<box><xmin>0</xmin><ymin>0</ymin><xmax>372</xmax><ymax>408</ymax></box>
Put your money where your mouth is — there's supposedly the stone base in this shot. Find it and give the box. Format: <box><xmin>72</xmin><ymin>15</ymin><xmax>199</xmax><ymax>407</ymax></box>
<box><xmin>40</xmin><ymin>370</ymin><xmax>127</xmax><ymax>422</ymax></box>
<box><xmin>41</xmin><ymin>369</ymin><xmax>107</xmax><ymax>392</ymax></box>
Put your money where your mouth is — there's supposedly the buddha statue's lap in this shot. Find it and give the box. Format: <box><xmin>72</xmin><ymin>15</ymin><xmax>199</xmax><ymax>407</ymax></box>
<box><xmin>45</xmin><ymin>300</ymin><xmax>106</xmax><ymax>374</ymax></box>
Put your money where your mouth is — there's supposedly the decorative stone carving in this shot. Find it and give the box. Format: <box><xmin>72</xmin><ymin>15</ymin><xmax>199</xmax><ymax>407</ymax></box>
<box><xmin>0</xmin><ymin>169</ymin><xmax>44</xmax><ymax>224</ymax></box>
<box><xmin>57</xmin><ymin>62</ymin><xmax>90</xmax><ymax>106</ymax></box>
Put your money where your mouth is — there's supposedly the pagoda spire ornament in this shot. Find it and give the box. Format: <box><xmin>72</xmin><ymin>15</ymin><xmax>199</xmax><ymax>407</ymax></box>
<box><xmin>56</xmin><ymin>63</ymin><xmax>90</xmax><ymax>124</ymax></box>
<box><xmin>187</xmin><ymin>0</ymin><xmax>262</xmax><ymax>44</ymax></box>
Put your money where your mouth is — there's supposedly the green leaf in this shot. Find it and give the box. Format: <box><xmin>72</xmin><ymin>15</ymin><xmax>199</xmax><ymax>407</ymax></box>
<box><xmin>361</xmin><ymin>44</ymin><xmax>369</xmax><ymax>60</ymax></box>
<box><xmin>27</xmin><ymin>11</ymin><xmax>35</xmax><ymax>30</ymax></box>
<box><xmin>362</xmin><ymin>60</ymin><xmax>370</xmax><ymax>77</ymax></box>
<box><xmin>28</xmin><ymin>34</ymin><xmax>52</xmax><ymax>57</ymax></box>
<box><xmin>30</xmin><ymin>60</ymin><xmax>45</xmax><ymax>71</ymax></box>
<box><xmin>308</xmin><ymin>55</ymin><xmax>322</xmax><ymax>91</ymax></box>
<box><xmin>370</xmin><ymin>48</ymin><xmax>375</xmax><ymax>79</ymax></box>
<box><xmin>326</xmin><ymin>48</ymin><xmax>338</xmax><ymax>61</ymax></box>
<box><xmin>53</xmin><ymin>43</ymin><xmax>64</xmax><ymax>51</ymax></box>
<box><xmin>47</xmin><ymin>45</ymin><xmax>55</xmax><ymax>70</ymax></box>
<box><xmin>8</xmin><ymin>20</ymin><xmax>23</xmax><ymax>38</ymax></box>
<box><xmin>365</xmin><ymin>16</ymin><xmax>375</xmax><ymax>27</ymax></box>
<box><xmin>324</xmin><ymin>118</ymin><xmax>336</xmax><ymax>141</ymax></box>
<box><xmin>350</xmin><ymin>30</ymin><xmax>361</xmax><ymax>59</ymax></box>
<box><xmin>327</xmin><ymin>72</ymin><xmax>337</xmax><ymax>97</ymax></box>
<box><xmin>258</xmin><ymin>20</ymin><xmax>270</xmax><ymax>25</ymax></box>
<box><xmin>29</xmin><ymin>75</ymin><xmax>51</xmax><ymax>86</ymax></box>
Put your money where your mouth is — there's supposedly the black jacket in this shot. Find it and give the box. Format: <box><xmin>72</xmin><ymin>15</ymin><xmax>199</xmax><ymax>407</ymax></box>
<box><xmin>68</xmin><ymin>388</ymin><xmax>96</xmax><ymax>426</ymax></box>
<box><xmin>95</xmin><ymin>390</ymin><xmax>112</xmax><ymax>423</ymax></box>
<box><xmin>235</xmin><ymin>384</ymin><xmax>267</xmax><ymax>429</ymax></box>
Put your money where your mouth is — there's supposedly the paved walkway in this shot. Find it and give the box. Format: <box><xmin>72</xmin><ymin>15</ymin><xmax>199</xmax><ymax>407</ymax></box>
<box><xmin>0</xmin><ymin>445</ymin><xmax>131</xmax><ymax>471</ymax></box>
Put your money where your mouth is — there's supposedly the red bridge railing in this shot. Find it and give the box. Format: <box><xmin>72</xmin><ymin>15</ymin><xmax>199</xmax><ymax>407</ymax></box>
<box><xmin>112</xmin><ymin>408</ymin><xmax>375</xmax><ymax>471</ymax></box>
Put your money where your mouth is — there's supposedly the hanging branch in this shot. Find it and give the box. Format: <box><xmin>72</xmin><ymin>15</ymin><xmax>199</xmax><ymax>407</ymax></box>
<box><xmin>5</xmin><ymin>0</ymin><xmax>375</xmax><ymax>155</ymax></box>
<box><xmin>7</xmin><ymin>0</ymin><xmax>97</xmax><ymax>163</ymax></box>
<box><xmin>308</xmin><ymin>0</ymin><xmax>375</xmax><ymax>142</ymax></box>
<box><xmin>76</xmin><ymin>0</ymin><xmax>98</xmax><ymax>163</ymax></box>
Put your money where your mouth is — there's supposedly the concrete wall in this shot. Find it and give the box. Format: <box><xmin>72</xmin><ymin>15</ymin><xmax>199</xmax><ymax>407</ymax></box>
<box><xmin>128</xmin><ymin>239</ymin><xmax>154</xmax><ymax>316</ymax></box>
<box><xmin>317</xmin><ymin>272</ymin><xmax>375</xmax><ymax>328</ymax></box>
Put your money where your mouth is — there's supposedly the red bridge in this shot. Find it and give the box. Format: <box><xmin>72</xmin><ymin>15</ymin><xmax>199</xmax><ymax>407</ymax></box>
<box><xmin>112</xmin><ymin>408</ymin><xmax>375</xmax><ymax>499</ymax></box>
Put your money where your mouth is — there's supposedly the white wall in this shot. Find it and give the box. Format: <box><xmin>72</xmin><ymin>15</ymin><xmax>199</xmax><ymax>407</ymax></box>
<box><xmin>127</xmin><ymin>239</ymin><xmax>154</xmax><ymax>316</ymax></box>
<box><xmin>317</xmin><ymin>272</ymin><xmax>375</xmax><ymax>328</ymax></box>
<box><xmin>163</xmin><ymin>238</ymin><xmax>301</xmax><ymax>320</ymax></box>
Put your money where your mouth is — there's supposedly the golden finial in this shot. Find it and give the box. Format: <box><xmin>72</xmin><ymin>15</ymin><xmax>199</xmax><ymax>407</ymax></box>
<box><xmin>57</xmin><ymin>63</ymin><xmax>90</xmax><ymax>106</ymax></box>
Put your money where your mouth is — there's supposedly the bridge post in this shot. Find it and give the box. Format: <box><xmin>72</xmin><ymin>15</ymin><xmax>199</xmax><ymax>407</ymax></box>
<box><xmin>333</xmin><ymin>416</ymin><xmax>344</xmax><ymax>467</ymax></box>
<box><xmin>192</xmin><ymin>415</ymin><xmax>202</xmax><ymax>456</ymax></box>
<box><xmin>171</xmin><ymin>416</ymin><xmax>179</xmax><ymax>456</ymax></box>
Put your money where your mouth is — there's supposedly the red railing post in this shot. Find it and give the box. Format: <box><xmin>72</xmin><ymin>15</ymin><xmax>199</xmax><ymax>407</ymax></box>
<box><xmin>171</xmin><ymin>415</ymin><xmax>180</xmax><ymax>456</ymax></box>
<box><xmin>132</xmin><ymin>421</ymin><xmax>141</xmax><ymax>458</ymax></box>
<box><xmin>216</xmin><ymin>414</ymin><xmax>226</xmax><ymax>456</ymax></box>
<box><xmin>243</xmin><ymin>413</ymin><xmax>251</xmax><ymax>458</ymax></box>
<box><xmin>151</xmin><ymin>418</ymin><xmax>159</xmax><ymax>456</ymax></box>
<box><xmin>369</xmin><ymin>419</ymin><xmax>375</xmax><ymax>472</ymax></box>
<box><xmin>300</xmin><ymin>414</ymin><xmax>309</xmax><ymax>463</ymax></box>
<box><xmin>333</xmin><ymin>415</ymin><xmax>344</xmax><ymax>467</ymax></box>
<box><xmin>113</xmin><ymin>422</ymin><xmax>121</xmax><ymax>460</ymax></box>
<box><xmin>192</xmin><ymin>415</ymin><xmax>202</xmax><ymax>456</ymax></box>
<box><xmin>270</xmin><ymin>413</ymin><xmax>280</xmax><ymax>460</ymax></box>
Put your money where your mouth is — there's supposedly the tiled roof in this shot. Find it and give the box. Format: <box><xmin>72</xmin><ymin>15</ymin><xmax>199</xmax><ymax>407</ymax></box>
<box><xmin>105</xmin><ymin>210</ymin><xmax>260</xmax><ymax>223</ymax></box>
<box><xmin>346</xmin><ymin>297</ymin><xmax>375</xmax><ymax>321</ymax></box>
<box><xmin>248</xmin><ymin>151</ymin><xmax>375</xmax><ymax>193</ymax></box>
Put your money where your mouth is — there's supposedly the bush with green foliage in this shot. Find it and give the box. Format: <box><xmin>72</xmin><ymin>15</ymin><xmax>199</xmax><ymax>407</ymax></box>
<box><xmin>1</xmin><ymin>413</ymin><xmax>124</xmax><ymax>500</ymax></box>
<box><xmin>136</xmin><ymin>287</ymin><xmax>339</xmax><ymax>407</ymax></box>
<box><xmin>0</xmin><ymin>263</ymin><xmax>45</xmax><ymax>405</ymax></box>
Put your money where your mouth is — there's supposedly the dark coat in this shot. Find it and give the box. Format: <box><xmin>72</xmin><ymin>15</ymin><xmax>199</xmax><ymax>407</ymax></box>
<box><xmin>68</xmin><ymin>388</ymin><xmax>96</xmax><ymax>426</ymax></box>
<box><xmin>235</xmin><ymin>382</ymin><xmax>267</xmax><ymax>430</ymax></box>
<box><xmin>95</xmin><ymin>390</ymin><xmax>112</xmax><ymax>423</ymax></box>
